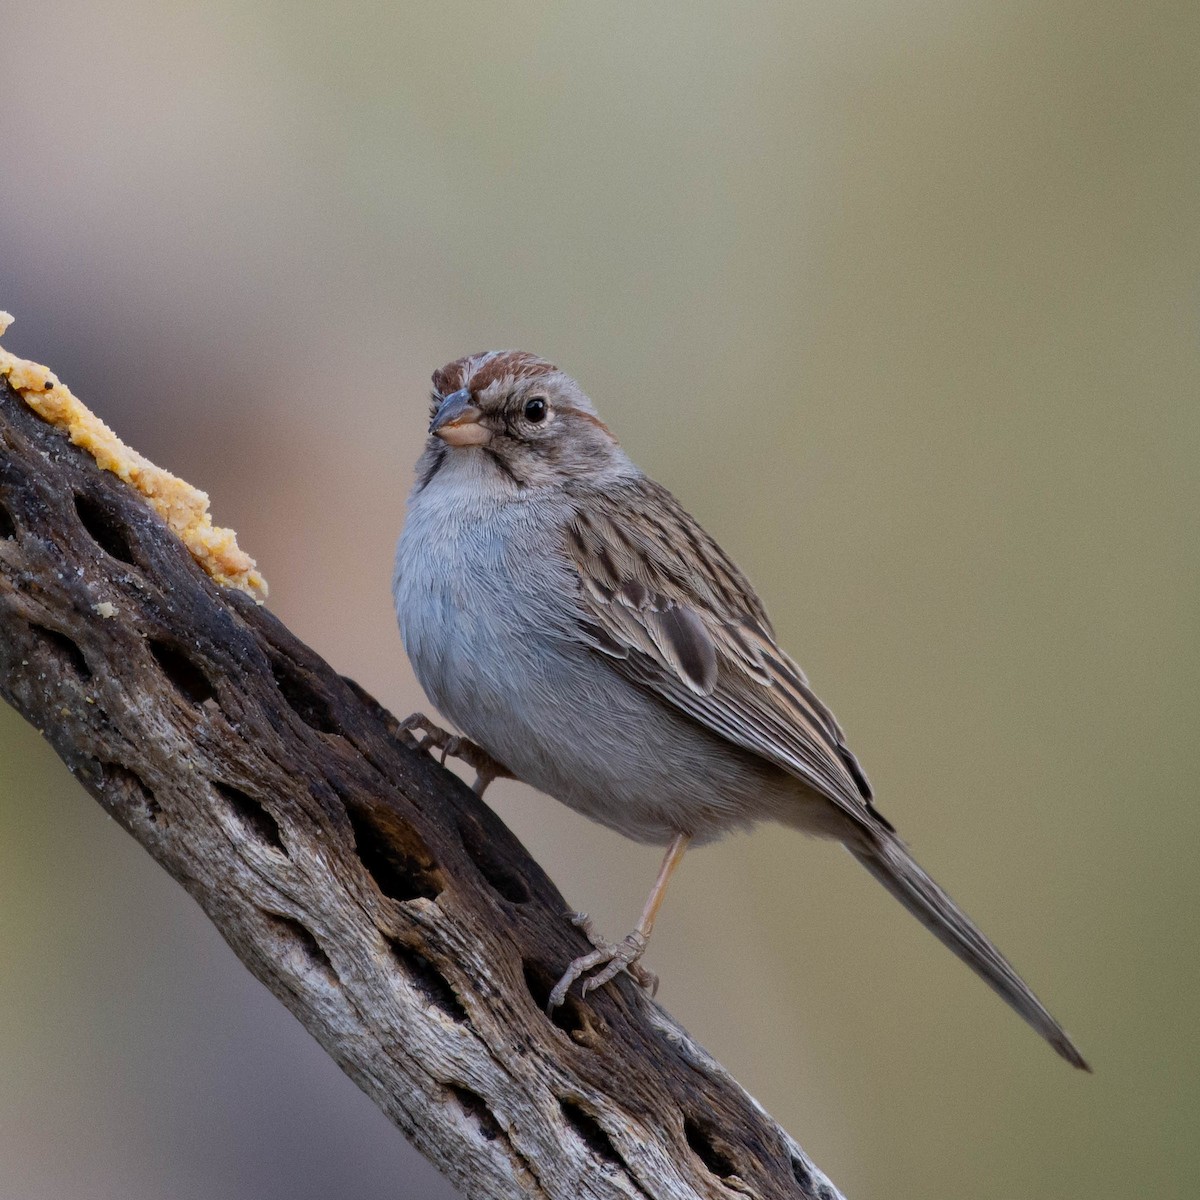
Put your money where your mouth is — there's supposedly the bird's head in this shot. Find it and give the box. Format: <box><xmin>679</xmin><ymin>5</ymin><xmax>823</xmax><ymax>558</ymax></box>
<box><xmin>421</xmin><ymin>351</ymin><xmax>627</xmax><ymax>491</ymax></box>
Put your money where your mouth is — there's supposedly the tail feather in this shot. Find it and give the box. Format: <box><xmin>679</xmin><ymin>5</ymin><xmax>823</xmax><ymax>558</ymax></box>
<box><xmin>851</xmin><ymin>836</ymin><xmax>1090</xmax><ymax>1071</ymax></box>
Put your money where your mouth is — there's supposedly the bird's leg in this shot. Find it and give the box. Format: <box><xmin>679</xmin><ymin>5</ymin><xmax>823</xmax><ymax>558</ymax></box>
<box><xmin>397</xmin><ymin>712</ymin><xmax>513</xmax><ymax>796</ymax></box>
<box><xmin>548</xmin><ymin>833</ymin><xmax>691</xmax><ymax>1010</ymax></box>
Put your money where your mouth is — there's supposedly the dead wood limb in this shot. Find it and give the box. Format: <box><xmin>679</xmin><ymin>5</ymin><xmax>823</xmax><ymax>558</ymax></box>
<box><xmin>0</xmin><ymin>375</ymin><xmax>845</xmax><ymax>1200</ymax></box>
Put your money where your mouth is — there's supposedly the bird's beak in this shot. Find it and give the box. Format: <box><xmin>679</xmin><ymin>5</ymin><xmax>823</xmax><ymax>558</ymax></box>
<box><xmin>429</xmin><ymin>389</ymin><xmax>491</xmax><ymax>446</ymax></box>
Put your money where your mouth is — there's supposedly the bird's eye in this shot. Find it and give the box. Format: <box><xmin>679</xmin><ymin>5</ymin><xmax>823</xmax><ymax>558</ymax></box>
<box><xmin>524</xmin><ymin>396</ymin><xmax>548</xmax><ymax>423</ymax></box>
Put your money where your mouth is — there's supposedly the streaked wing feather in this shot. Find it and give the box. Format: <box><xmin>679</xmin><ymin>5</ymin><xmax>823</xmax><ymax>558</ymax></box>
<box><xmin>565</xmin><ymin>479</ymin><xmax>878</xmax><ymax>825</ymax></box>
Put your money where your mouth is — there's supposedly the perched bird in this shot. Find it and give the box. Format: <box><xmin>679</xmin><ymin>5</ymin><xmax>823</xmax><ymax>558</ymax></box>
<box><xmin>393</xmin><ymin>350</ymin><xmax>1089</xmax><ymax>1069</ymax></box>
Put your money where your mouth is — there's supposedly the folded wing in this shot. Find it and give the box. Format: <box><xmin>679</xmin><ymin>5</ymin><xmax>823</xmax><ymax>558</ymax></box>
<box><xmin>564</xmin><ymin>477</ymin><xmax>887</xmax><ymax>833</ymax></box>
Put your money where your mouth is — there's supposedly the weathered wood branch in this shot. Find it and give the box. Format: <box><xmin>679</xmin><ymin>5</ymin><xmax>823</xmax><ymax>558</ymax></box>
<box><xmin>0</xmin><ymin>374</ymin><xmax>844</xmax><ymax>1200</ymax></box>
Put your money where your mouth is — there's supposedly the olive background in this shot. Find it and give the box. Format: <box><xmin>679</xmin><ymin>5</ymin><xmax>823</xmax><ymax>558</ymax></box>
<box><xmin>1</xmin><ymin>3</ymin><xmax>1196</xmax><ymax>1198</ymax></box>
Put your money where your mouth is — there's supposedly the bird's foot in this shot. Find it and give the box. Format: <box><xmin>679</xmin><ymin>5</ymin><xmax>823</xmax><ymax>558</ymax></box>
<box><xmin>397</xmin><ymin>712</ymin><xmax>512</xmax><ymax>795</ymax></box>
<box><xmin>547</xmin><ymin>912</ymin><xmax>658</xmax><ymax>1010</ymax></box>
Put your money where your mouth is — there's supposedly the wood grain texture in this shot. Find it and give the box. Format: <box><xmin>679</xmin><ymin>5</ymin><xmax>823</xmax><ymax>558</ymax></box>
<box><xmin>0</xmin><ymin>375</ymin><xmax>845</xmax><ymax>1200</ymax></box>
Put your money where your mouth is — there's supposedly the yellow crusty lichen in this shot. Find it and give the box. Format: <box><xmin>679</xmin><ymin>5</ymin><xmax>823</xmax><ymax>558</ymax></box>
<box><xmin>0</xmin><ymin>312</ymin><xmax>267</xmax><ymax>602</ymax></box>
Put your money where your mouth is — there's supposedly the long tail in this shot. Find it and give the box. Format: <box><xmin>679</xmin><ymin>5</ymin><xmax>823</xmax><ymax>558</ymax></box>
<box><xmin>850</xmin><ymin>835</ymin><xmax>1090</xmax><ymax>1070</ymax></box>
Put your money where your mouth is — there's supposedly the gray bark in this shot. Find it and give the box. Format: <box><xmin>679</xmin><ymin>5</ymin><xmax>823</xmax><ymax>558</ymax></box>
<box><xmin>0</xmin><ymin>375</ymin><xmax>845</xmax><ymax>1200</ymax></box>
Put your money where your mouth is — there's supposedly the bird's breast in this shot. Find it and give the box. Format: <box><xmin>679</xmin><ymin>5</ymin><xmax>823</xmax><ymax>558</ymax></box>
<box><xmin>393</xmin><ymin>480</ymin><xmax>572</xmax><ymax>729</ymax></box>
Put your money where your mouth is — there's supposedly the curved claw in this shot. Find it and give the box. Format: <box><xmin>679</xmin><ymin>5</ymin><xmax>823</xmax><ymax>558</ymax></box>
<box><xmin>397</xmin><ymin>713</ymin><xmax>513</xmax><ymax>796</ymax></box>
<box><xmin>549</xmin><ymin>835</ymin><xmax>685</xmax><ymax>1009</ymax></box>
<box><xmin>547</xmin><ymin>928</ymin><xmax>656</xmax><ymax>1011</ymax></box>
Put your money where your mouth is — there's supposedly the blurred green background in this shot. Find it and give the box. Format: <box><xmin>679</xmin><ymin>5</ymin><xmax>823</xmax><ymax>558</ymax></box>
<box><xmin>2</xmin><ymin>2</ymin><xmax>1197</xmax><ymax>1198</ymax></box>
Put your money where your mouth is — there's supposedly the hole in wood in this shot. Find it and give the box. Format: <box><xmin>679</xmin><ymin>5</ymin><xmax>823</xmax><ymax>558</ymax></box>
<box><xmin>684</xmin><ymin>1116</ymin><xmax>738</xmax><ymax>1180</ymax></box>
<box><xmin>522</xmin><ymin>961</ymin><xmax>595</xmax><ymax>1041</ymax></box>
<box><xmin>458</xmin><ymin>815</ymin><xmax>531</xmax><ymax>904</ymax></box>
<box><xmin>344</xmin><ymin>802</ymin><xmax>443</xmax><ymax>902</ymax></box>
<box><xmin>74</xmin><ymin>492</ymin><xmax>136</xmax><ymax>563</ymax></box>
<box><xmin>214</xmin><ymin>780</ymin><xmax>285</xmax><ymax>854</ymax></box>
<box><xmin>791</xmin><ymin>1154</ymin><xmax>824</xmax><ymax>1193</ymax></box>
<box><xmin>269</xmin><ymin>652</ymin><xmax>339</xmax><ymax>733</ymax></box>
<box><xmin>34</xmin><ymin>625</ymin><xmax>91</xmax><ymax>679</ymax></box>
<box><xmin>446</xmin><ymin>1084</ymin><xmax>501</xmax><ymax>1142</ymax></box>
<box><xmin>0</xmin><ymin>500</ymin><xmax>15</xmax><ymax>539</ymax></box>
<box><xmin>560</xmin><ymin>1098</ymin><xmax>624</xmax><ymax>1168</ymax></box>
<box><xmin>149</xmin><ymin>639</ymin><xmax>216</xmax><ymax>706</ymax></box>
<box><xmin>263</xmin><ymin>912</ymin><xmax>339</xmax><ymax>985</ymax></box>
<box><xmin>98</xmin><ymin>762</ymin><xmax>162</xmax><ymax>824</ymax></box>
<box><xmin>388</xmin><ymin>939</ymin><xmax>468</xmax><ymax>1023</ymax></box>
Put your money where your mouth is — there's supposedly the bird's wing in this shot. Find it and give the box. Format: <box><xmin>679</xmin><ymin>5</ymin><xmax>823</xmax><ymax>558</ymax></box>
<box><xmin>563</xmin><ymin>476</ymin><xmax>886</xmax><ymax>829</ymax></box>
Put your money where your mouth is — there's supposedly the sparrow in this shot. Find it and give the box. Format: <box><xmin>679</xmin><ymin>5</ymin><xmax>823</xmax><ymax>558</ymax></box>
<box><xmin>392</xmin><ymin>350</ymin><xmax>1089</xmax><ymax>1070</ymax></box>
